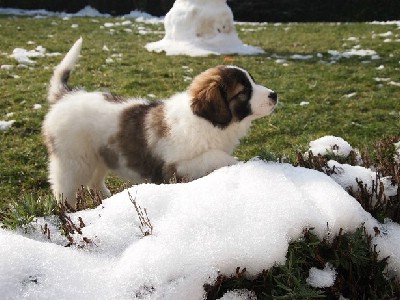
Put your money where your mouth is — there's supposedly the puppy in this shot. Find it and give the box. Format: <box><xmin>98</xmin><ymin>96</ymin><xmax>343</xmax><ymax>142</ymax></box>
<box><xmin>43</xmin><ymin>38</ymin><xmax>278</xmax><ymax>205</ymax></box>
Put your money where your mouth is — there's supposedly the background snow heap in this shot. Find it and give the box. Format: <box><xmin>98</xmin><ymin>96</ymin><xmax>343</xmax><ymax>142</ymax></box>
<box><xmin>145</xmin><ymin>0</ymin><xmax>264</xmax><ymax>56</ymax></box>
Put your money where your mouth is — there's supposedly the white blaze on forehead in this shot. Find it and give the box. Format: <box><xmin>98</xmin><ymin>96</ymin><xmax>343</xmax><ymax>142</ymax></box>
<box><xmin>224</xmin><ymin>65</ymin><xmax>277</xmax><ymax>97</ymax></box>
<box><xmin>224</xmin><ymin>65</ymin><xmax>256</xmax><ymax>85</ymax></box>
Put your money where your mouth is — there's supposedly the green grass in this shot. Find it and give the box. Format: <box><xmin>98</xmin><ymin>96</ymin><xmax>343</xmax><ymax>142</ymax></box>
<box><xmin>1</xmin><ymin>17</ymin><xmax>399</xmax><ymax>206</ymax></box>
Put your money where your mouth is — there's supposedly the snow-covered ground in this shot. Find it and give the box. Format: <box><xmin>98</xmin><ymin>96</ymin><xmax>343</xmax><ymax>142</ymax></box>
<box><xmin>0</xmin><ymin>136</ymin><xmax>399</xmax><ymax>299</ymax></box>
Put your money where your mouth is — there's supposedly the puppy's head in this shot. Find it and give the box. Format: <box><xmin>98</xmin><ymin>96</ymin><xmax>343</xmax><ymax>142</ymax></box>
<box><xmin>189</xmin><ymin>65</ymin><xmax>278</xmax><ymax>128</ymax></box>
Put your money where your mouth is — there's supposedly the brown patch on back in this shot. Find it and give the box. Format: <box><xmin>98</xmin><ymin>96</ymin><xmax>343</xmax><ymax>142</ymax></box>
<box><xmin>147</xmin><ymin>104</ymin><xmax>170</xmax><ymax>138</ymax></box>
<box><xmin>116</xmin><ymin>102</ymin><xmax>172</xmax><ymax>183</ymax></box>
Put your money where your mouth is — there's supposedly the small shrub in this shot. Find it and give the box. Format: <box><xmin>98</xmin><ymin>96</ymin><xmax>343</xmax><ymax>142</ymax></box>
<box><xmin>206</xmin><ymin>136</ymin><xmax>400</xmax><ymax>298</ymax></box>
<box><xmin>75</xmin><ymin>186</ymin><xmax>103</xmax><ymax>211</ymax></box>
<box><xmin>296</xmin><ymin>136</ymin><xmax>400</xmax><ymax>223</ymax></box>
<box><xmin>205</xmin><ymin>226</ymin><xmax>400</xmax><ymax>299</ymax></box>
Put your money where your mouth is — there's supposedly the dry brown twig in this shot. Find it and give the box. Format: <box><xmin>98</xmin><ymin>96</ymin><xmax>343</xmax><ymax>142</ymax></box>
<box><xmin>40</xmin><ymin>223</ymin><xmax>51</xmax><ymax>240</ymax></box>
<box><xmin>56</xmin><ymin>200</ymin><xmax>96</xmax><ymax>247</ymax></box>
<box><xmin>128</xmin><ymin>190</ymin><xmax>153</xmax><ymax>237</ymax></box>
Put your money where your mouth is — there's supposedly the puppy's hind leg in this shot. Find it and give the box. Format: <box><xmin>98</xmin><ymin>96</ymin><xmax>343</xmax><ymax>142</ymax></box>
<box><xmin>49</xmin><ymin>156</ymin><xmax>92</xmax><ymax>207</ymax></box>
<box><xmin>87</xmin><ymin>166</ymin><xmax>111</xmax><ymax>199</ymax></box>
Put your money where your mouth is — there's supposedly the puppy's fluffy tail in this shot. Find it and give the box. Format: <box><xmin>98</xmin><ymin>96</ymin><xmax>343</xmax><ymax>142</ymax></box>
<box><xmin>48</xmin><ymin>37</ymin><xmax>82</xmax><ymax>104</ymax></box>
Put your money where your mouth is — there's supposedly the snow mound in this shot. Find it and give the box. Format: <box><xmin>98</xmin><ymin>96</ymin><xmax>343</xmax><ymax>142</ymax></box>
<box><xmin>0</xmin><ymin>120</ymin><xmax>15</xmax><ymax>131</ymax></box>
<box><xmin>0</xmin><ymin>6</ymin><xmax>109</xmax><ymax>18</ymax></box>
<box><xmin>145</xmin><ymin>0</ymin><xmax>264</xmax><ymax>56</ymax></box>
<box><xmin>74</xmin><ymin>5</ymin><xmax>110</xmax><ymax>17</ymax></box>
<box><xmin>309</xmin><ymin>135</ymin><xmax>354</xmax><ymax>157</ymax></box>
<box><xmin>1</xmin><ymin>160</ymin><xmax>385</xmax><ymax>299</ymax></box>
<box><xmin>307</xmin><ymin>136</ymin><xmax>398</xmax><ymax>201</ymax></box>
<box><xmin>0</xmin><ymin>8</ymin><xmax>61</xmax><ymax>17</ymax></box>
<box><xmin>9</xmin><ymin>45</ymin><xmax>61</xmax><ymax>65</ymax></box>
<box><xmin>306</xmin><ymin>263</ymin><xmax>337</xmax><ymax>288</ymax></box>
<box><xmin>0</xmin><ymin>64</ymin><xmax>13</xmax><ymax>70</ymax></box>
<box><xmin>328</xmin><ymin>160</ymin><xmax>398</xmax><ymax>200</ymax></box>
<box><xmin>395</xmin><ymin>141</ymin><xmax>400</xmax><ymax>162</ymax></box>
<box><xmin>10</xmin><ymin>46</ymin><xmax>46</xmax><ymax>65</ymax></box>
<box><xmin>370</xmin><ymin>21</ymin><xmax>400</xmax><ymax>28</ymax></box>
<box><xmin>328</xmin><ymin>48</ymin><xmax>380</xmax><ymax>61</ymax></box>
<box><xmin>124</xmin><ymin>10</ymin><xmax>163</xmax><ymax>24</ymax></box>
<box><xmin>218</xmin><ymin>289</ymin><xmax>257</xmax><ymax>300</ymax></box>
<box><xmin>373</xmin><ymin>220</ymin><xmax>400</xmax><ymax>276</ymax></box>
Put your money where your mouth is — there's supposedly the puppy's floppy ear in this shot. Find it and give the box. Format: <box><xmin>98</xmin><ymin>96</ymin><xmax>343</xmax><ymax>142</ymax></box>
<box><xmin>189</xmin><ymin>67</ymin><xmax>232</xmax><ymax>128</ymax></box>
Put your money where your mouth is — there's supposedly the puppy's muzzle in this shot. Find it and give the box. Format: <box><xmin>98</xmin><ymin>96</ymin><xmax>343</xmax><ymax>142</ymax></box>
<box><xmin>268</xmin><ymin>91</ymin><xmax>278</xmax><ymax>104</ymax></box>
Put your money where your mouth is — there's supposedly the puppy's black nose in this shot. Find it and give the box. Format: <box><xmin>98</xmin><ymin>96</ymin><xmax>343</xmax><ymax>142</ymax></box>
<box><xmin>269</xmin><ymin>91</ymin><xmax>278</xmax><ymax>102</ymax></box>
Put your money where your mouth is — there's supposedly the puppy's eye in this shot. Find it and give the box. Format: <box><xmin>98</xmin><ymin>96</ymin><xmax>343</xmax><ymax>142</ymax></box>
<box><xmin>235</xmin><ymin>91</ymin><xmax>248</xmax><ymax>102</ymax></box>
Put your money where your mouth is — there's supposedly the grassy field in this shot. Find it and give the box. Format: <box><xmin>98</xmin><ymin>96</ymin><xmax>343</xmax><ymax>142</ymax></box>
<box><xmin>1</xmin><ymin>16</ymin><xmax>400</xmax><ymax>299</ymax></box>
<box><xmin>0</xmin><ymin>16</ymin><xmax>399</xmax><ymax>208</ymax></box>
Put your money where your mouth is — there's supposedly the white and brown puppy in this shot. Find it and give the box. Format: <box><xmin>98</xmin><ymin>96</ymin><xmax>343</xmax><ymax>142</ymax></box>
<box><xmin>43</xmin><ymin>38</ymin><xmax>278</xmax><ymax>205</ymax></box>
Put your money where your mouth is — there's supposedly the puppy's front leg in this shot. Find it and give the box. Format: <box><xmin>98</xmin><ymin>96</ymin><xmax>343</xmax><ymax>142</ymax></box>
<box><xmin>176</xmin><ymin>150</ymin><xmax>238</xmax><ymax>180</ymax></box>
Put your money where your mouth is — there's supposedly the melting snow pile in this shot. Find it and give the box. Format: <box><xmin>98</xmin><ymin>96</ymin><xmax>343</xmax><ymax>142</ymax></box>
<box><xmin>308</xmin><ymin>136</ymin><xmax>354</xmax><ymax>157</ymax></box>
<box><xmin>71</xmin><ymin>5</ymin><xmax>111</xmax><ymax>17</ymax></box>
<box><xmin>0</xmin><ymin>5</ymin><xmax>110</xmax><ymax>18</ymax></box>
<box><xmin>9</xmin><ymin>45</ymin><xmax>60</xmax><ymax>65</ymax></box>
<box><xmin>1</xmin><ymin>138</ymin><xmax>400</xmax><ymax>299</ymax></box>
<box><xmin>308</xmin><ymin>135</ymin><xmax>398</xmax><ymax>201</ymax></box>
<box><xmin>218</xmin><ymin>290</ymin><xmax>257</xmax><ymax>300</ymax></box>
<box><xmin>145</xmin><ymin>0</ymin><xmax>263</xmax><ymax>56</ymax></box>
<box><xmin>0</xmin><ymin>120</ymin><xmax>15</xmax><ymax>131</ymax></box>
<box><xmin>328</xmin><ymin>48</ymin><xmax>380</xmax><ymax>61</ymax></box>
<box><xmin>0</xmin><ymin>6</ymin><xmax>157</xmax><ymax>21</ymax></box>
<box><xmin>10</xmin><ymin>46</ymin><xmax>46</xmax><ymax>65</ymax></box>
<box><xmin>395</xmin><ymin>141</ymin><xmax>400</xmax><ymax>162</ymax></box>
<box><xmin>306</xmin><ymin>263</ymin><xmax>337</xmax><ymax>288</ymax></box>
